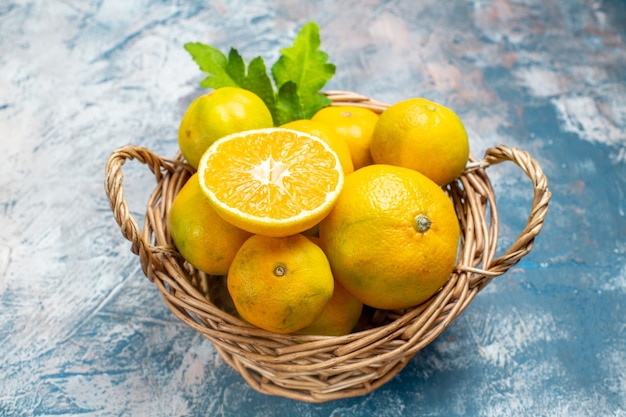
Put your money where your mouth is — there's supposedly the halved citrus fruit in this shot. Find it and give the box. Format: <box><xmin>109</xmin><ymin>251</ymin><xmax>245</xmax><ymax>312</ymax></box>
<box><xmin>280</xmin><ymin>119</ymin><xmax>354</xmax><ymax>176</ymax></box>
<box><xmin>198</xmin><ymin>128</ymin><xmax>344</xmax><ymax>237</ymax></box>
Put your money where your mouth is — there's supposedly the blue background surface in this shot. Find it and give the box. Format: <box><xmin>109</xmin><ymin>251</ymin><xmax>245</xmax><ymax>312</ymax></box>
<box><xmin>1</xmin><ymin>1</ymin><xmax>625</xmax><ymax>416</ymax></box>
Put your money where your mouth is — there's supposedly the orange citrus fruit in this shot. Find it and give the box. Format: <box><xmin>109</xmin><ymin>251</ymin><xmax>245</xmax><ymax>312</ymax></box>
<box><xmin>319</xmin><ymin>164</ymin><xmax>460</xmax><ymax>310</ymax></box>
<box><xmin>197</xmin><ymin>127</ymin><xmax>344</xmax><ymax>237</ymax></box>
<box><xmin>294</xmin><ymin>279</ymin><xmax>363</xmax><ymax>336</ymax></box>
<box><xmin>311</xmin><ymin>105</ymin><xmax>379</xmax><ymax>170</ymax></box>
<box><xmin>178</xmin><ymin>87</ymin><xmax>273</xmax><ymax>169</ymax></box>
<box><xmin>168</xmin><ymin>173</ymin><xmax>252</xmax><ymax>275</ymax></box>
<box><xmin>227</xmin><ymin>234</ymin><xmax>334</xmax><ymax>334</ymax></box>
<box><xmin>370</xmin><ymin>98</ymin><xmax>469</xmax><ymax>186</ymax></box>
<box><xmin>281</xmin><ymin>119</ymin><xmax>354</xmax><ymax>176</ymax></box>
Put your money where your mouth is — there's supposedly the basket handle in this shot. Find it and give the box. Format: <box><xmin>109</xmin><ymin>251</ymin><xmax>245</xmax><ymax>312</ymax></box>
<box><xmin>104</xmin><ymin>145</ymin><xmax>186</xmax><ymax>278</ymax></box>
<box><xmin>467</xmin><ymin>145</ymin><xmax>551</xmax><ymax>279</ymax></box>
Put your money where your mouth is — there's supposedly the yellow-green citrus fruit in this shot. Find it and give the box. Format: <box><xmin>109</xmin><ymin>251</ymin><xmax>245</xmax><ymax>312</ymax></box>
<box><xmin>319</xmin><ymin>164</ymin><xmax>460</xmax><ymax>310</ymax></box>
<box><xmin>370</xmin><ymin>97</ymin><xmax>469</xmax><ymax>186</ymax></box>
<box><xmin>178</xmin><ymin>87</ymin><xmax>273</xmax><ymax>169</ymax></box>
<box><xmin>294</xmin><ymin>279</ymin><xmax>363</xmax><ymax>336</ymax></box>
<box><xmin>168</xmin><ymin>173</ymin><xmax>252</xmax><ymax>275</ymax></box>
<box><xmin>227</xmin><ymin>234</ymin><xmax>335</xmax><ymax>334</ymax></box>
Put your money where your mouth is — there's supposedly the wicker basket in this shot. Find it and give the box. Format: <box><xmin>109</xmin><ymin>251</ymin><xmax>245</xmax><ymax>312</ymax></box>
<box><xmin>104</xmin><ymin>91</ymin><xmax>551</xmax><ymax>403</ymax></box>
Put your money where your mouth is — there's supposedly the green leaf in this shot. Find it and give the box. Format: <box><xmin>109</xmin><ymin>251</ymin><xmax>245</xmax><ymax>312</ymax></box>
<box><xmin>304</xmin><ymin>92</ymin><xmax>332</xmax><ymax>120</ymax></box>
<box><xmin>224</xmin><ymin>47</ymin><xmax>246</xmax><ymax>83</ymax></box>
<box><xmin>184</xmin><ymin>22</ymin><xmax>336</xmax><ymax>125</ymax></box>
<box><xmin>184</xmin><ymin>42</ymin><xmax>238</xmax><ymax>88</ymax></box>
<box><xmin>274</xmin><ymin>81</ymin><xmax>304</xmax><ymax>126</ymax></box>
<box><xmin>185</xmin><ymin>43</ymin><xmax>278</xmax><ymax>123</ymax></box>
<box><xmin>271</xmin><ymin>22</ymin><xmax>336</xmax><ymax>118</ymax></box>
<box><xmin>240</xmin><ymin>56</ymin><xmax>277</xmax><ymax>123</ymax></box>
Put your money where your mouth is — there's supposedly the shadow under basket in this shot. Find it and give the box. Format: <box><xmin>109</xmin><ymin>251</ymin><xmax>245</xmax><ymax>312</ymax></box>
<box><xmin>104</xmin><ymin>91</ymin><xmax>551</xmax><ymax>403</ymax></box>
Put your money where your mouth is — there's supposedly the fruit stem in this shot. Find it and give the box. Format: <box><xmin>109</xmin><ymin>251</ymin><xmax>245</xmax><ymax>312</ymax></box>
<box><xmin>414</xmin><ymin>214</ymin><xmax>432</xmax><ymax>233</ymax></box>
<box><xmin>274</xmin><ymin>263</ymin><xmax>287</xmax><ymax>276</ymax></box>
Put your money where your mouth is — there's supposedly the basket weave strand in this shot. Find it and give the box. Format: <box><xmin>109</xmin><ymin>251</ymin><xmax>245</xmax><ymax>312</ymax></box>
<box><xmin>104</xmin><ymin>91</ymin><xmax>551</xmax><ymax>402</ymax></box>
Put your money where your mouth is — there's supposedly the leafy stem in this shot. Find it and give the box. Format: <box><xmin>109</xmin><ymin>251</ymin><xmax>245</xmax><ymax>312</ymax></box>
<box><xmin>184</xmin><ymin>22</ymin><xmax>336</xmax><ymax>125</ymax></box>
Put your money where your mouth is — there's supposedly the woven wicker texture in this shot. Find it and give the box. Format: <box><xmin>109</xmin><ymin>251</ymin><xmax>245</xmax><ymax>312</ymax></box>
<box><xmin>104</xmin><ymin>91</ymin><xmax>551</xmax><ymax>403</ymax></box>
